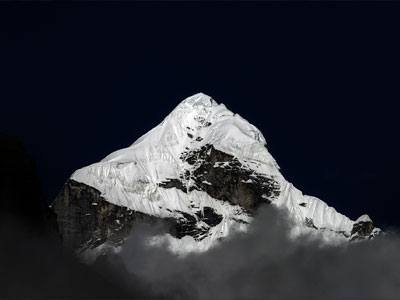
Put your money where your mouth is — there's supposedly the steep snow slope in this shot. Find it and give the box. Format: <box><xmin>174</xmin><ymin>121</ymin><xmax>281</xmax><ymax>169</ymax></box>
<box><xmin>70</xmin><ymin>93</ymin><xmax>380</xmax><ymax>254</ymax></box>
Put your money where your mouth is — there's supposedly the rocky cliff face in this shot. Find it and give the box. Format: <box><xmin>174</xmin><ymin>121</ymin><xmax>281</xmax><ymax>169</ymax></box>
<box><xmin>350</xmin><ymin>216</ymin><xmax>377</xmax><ymax>241</ymax></box>
<box><xmin>160</xmin><ymin>144</ymin><xmax>280</xmax><ymax>211</ymax></box>
<box><xmin>53</xmin><ymin>179</ymin><xmax>159</xmax><ymax>250</ymax></box>
<box><xmin>53</xmin><ymin>179</ymin><xmax>232</xmax><ymax>251</ymax></box>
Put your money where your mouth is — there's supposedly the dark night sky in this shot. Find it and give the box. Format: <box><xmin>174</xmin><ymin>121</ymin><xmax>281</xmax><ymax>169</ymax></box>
<box><xmin>1</xmin><ymin>3</ymin><xmax>399</xmax><ymax>229</ymax></box>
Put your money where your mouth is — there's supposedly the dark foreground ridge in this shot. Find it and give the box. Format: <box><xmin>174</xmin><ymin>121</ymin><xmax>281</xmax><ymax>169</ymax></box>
<box><xmin>0</xmin><ymin>134</ymin><xmax>56</xmax><ymax>233</ymax></box>
<box><xmin>0</xmin><ymin>134</ymin><xmax>132</xmax><ymax>298</ymax></box>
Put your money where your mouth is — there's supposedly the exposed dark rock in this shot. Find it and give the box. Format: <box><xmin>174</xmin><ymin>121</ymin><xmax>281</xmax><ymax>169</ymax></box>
<box><xmin>170</xmin><ymin>211</ymin><xmax>207</xmax><ymax>240</ymax></box>
<box><xmin>305</xmin><ymin>217</ymin><xmax>318</xmax><ymax>230</ymax></box>
<box><xmin>160</xmin><ymin>144</ymin><xmax>280</xmax><ymax>211</ymax></box>
<box><xmin>168</xmin><ymin>207</ymin><xmax>223</xmax><ymax>240</ymax></box>
<box><xmin>299</xmin><ymin>202</ymin><xmax>307</xmax><ymax>207</ymax></box>
<box><xmin>351</xmin><ymin>220</ymin><xmax>374</xmax><ymax>236</ymax></box>
<box><xmin>52</xmin><ymin>179</ymin><xmax>163</xmax><ymax>249</ymax></box>
<box><xmin>52</xmin><ymin>179</ymin><xmax>224</xmax><ymax>250</ymax></box>
<box><xmin>195</xmin><ymin>207</ymin><xmax>224</xmax><ymax>227</ymax></box>
<box><xmin>319</xmin><ymin>226</ymin><xmax>351</xmax><ymax>238</ymax></box>
<box><xmin>159</xmin><ymin>178</ymin><xmax>187</xmax><ymax>192</ymax></box>
<box><xmin>351</xmin><ymin>220</ymin><xmax>375</xmax><ymax>241</ymax></box>
<box><xmin>194</xmin><ymin>116</ymin><xmax>212</xmax><ymax>128</ymax></box>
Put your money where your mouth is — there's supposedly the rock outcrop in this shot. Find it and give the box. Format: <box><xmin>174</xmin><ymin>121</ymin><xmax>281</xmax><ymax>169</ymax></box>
<box><xmin>160</xmin><ymin>144</ymin><xmax>280</xmax><ymax>211</ymax></box>
<box><xmin>53</xmin><ymin>179</ymin><xmax>227</xmax><ymax>251</ymax></box>
<box><xmin>350</xmin><ymin>215</ymin><xmax>379</xmax><ymax>241</ymax></box>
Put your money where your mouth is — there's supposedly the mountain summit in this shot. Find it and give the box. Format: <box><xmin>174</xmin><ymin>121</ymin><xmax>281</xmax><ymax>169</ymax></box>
<box><xmin>52</xmin><ymin>93</ymin><xmax>380</xmax><ymax>259</ymax></box>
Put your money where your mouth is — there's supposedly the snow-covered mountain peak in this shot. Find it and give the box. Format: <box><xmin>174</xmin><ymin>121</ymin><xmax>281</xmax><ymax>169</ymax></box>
<box><xmin>102</xmin><ymin>93</ymin><xmax>277</xmax><ymax>169</ymax></box>
<box><xmin>178</xmin><ymin>92</ymin><xmax>218</xmax><ymax>108</ymax></box>
<box><xmin>54</xmin><ymin>93</ymin><xmax>381</xmax><ymax>259</ymax></box>
<box><xmin>355</xmin><ymin>214</ymin><xmax>372</xmax><ymax>223</ymax></box>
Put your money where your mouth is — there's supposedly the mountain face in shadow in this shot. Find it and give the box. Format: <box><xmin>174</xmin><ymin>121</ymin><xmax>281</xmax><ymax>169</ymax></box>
<box><xmin>0</xmin><ymin>134</ymin><xmax>52</xmax><ymax>231</ymax></box>
<box><xmin>0</xmin><ymin>134</ymin><xmax>138</xmax><ymax>299</ymax></box>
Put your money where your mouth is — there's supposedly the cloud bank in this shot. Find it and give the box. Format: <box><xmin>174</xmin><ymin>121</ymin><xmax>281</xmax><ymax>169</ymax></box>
<box><xmin>112</xmin><ymin>206</ymin><xmax>400</xmax><ymax>299</ymax></box>
<box><xmin>1</xmin><ymin>205</ymin><xmax>399</xmax><ymax>299</ymax></box>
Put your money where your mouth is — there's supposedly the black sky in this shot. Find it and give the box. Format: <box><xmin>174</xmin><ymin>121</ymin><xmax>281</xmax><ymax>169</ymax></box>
<box><xmin>1</xmin><ymin>2</ymin><xmax>399</xmax><ymax>228</ymax></box>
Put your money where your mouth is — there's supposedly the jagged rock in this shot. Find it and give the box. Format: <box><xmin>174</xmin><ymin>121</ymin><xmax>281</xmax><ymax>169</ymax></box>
<box><xmin>160</xmin><ymin>144</ymin><xmax>280</xmax><ymax>211</ymax></box>
<box><xmin>305</xmin><ymin>217</ymin><xmax>318</xmax><ymax>230</ymax></box>
<box><xmin>351</xmin><ymin>221</ymin><xmax>375</xmax><ymax>240</ymax></box>
<box><xmin>195</xmin><ymin>207</ymin><xmax>223</xmax><ymax>227</ymax></box>
<box><xmin>52</xmin><ymin>179</ymin><xmax>157</xmax><ymax>249</ymax></box>
<box><xmin>349</xmin><ymin>215</ymin><xmax>380</xmax><ymax>241</ymax></box>
<box><xmin>52</xmin><ymin>179</ymin><xmax>224</xmax><ymax>250</ymax></box>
